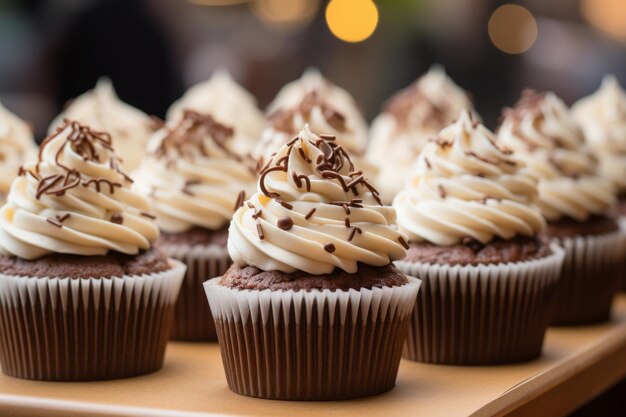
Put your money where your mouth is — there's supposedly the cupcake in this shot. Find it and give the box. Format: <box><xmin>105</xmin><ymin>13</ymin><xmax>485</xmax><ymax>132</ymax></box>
<box><xmin>499</xmin><ymin>90</ymin><xmax>623</xmax><ymax>325</ymax></box>
<box><xmin>368</xmin><ymin>66</ymin><xmax>475</xmax><ymax>203</ymax></box>
<box><xmin>394</xmin><ymin>111</ymin><xmax>564</xmax><ymax>364</ymax></box>
<box><xmin>204</xmin><ymin>125</ymin><xmax>420</xmax><ymax>400</ymax></box>
<box><xmin>0</xmin><ymin>120</ymin><xmax>186</xmax><ymax>381</ymax></box>
<box><xmin>572</xmin><ymin>76</ymin><xmax>626</xmax><ymax>291</ymax></box>
<box><xmin>0</xmin><ymin>101</ymin><xmax>37</xmax><ymax>202</ymax></box>
<box><xmin>167</xmin><ymin>70</ymin><xmax>265</xmax><ymax>155</ymax></box>
<box><xmin>49</xmin><ymin>78</ymin><xmax>155</xmax><ymax>171</ymax></box>
<box><xmin>134</xmin><ymin>110</ymin><xmax>256</xmax><ymax>341</ymax></box>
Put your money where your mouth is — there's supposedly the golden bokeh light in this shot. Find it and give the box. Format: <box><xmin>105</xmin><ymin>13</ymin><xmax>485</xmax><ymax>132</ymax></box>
<box><xmin>488</xmin><ymin>4</ymin><xmax>538</xmax><ymax>54</ymax></box>
<box><xmin>581</xmin><ymin>0</ymin><xmax>626</xmax><ymax>41</ymax></box>
<box><xmin>325</xmin><ymin>0</ymin><xmax>379</xmax><ymax>43</ymax></box>
<box><xmin>251</xmin><ymin>0</ymin><xmax>319</xmax><ymax>29</ymax></box>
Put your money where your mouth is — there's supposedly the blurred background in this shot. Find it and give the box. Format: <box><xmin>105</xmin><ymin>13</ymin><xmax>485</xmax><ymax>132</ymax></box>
<box><xmin>1</xmin><ymin>0</ymin><xmax>626</xmax><ymax>140</ymax></box>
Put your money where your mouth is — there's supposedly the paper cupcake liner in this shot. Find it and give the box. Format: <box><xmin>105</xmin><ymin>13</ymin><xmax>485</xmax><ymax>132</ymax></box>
<box><xmin>395</xmin><ymin>245</ymin><xmax>564</xmax><ymax>365</ymax></box>
<box><xmin>160</xmin><ymin>243</ymin><xmax>231</xmax><ymax>341</ymax></box>
<box><xmin>550</xmin><ymin>228</ymin><xmax>625</xmax><ymax>325</ymax></box>
<box><xmin>204</xmin><ymin>276</ymin><xmax>421</xmax><ymax>401</ymax></box>
<box><xmin>0</xmin><ymin>260</ymin><xmax>186</xmax><ymax>381</ymax></box>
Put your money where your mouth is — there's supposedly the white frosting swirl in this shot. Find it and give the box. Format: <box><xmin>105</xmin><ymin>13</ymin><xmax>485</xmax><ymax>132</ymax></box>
<box><xmin>167</xmin><ymin>70</ymin><xmax>265</xmax><ymax>154</ymax></box>
<box><xmin>0</xmin><ymin>102</ymin><xmax>37</xmax><ymax>199</ymax></box>
<box><xmin>0</xmin><ymin>120</ymin><xmax>159</xmax><ymax>260</ymax></box>
<box><xmin>572</xmin><ymin>76</ymin><xmax>626</xmax><ymax>193</ymax></box>
<box><xmin>498</xmin><ymin>91</ymin><xmax>616</xmax><ymax>222</ymax></box>
<box><xmin>367</xmin><ymin>66</ymin><xmax>475</xmax><ymax>203</ymax></box>
<box><xmin>134</xmin><ymin>111</ymin><xmax>256</xmax><ymax>234</ymax></box>
<box><xmin>394</xmin><ymin>111</ymin><xmax>545</xmax><ymax>246</ymax></box>
<box><xmin>49</xmin><ymin>79</ymin><xmax>154</xmax><ymax>171</ymax></box>
<box><xmin>229</xmin><ymin>125</ymin><xmax>407</xmax><ymax>275</ymax></box>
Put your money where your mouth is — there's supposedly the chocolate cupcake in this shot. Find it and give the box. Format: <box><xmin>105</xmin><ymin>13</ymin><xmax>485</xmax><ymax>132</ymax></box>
<box><xmin>0</xmin><ymin>101</ymin><xmax>37</xmax><ymax>203</ymax></box>
<box><xmin>204</xmin><ymin>125</ymin><xmax>420</xmax><ymax>400</ymax></box>
<box><xmin>50</xmin><ymin>78</ymin><xmax>156</xmax><ymax>171</ymax></box>
<box><xmin>499</xmin><ymin>90</ymin><xmax>624</xmax><ymax>325</ymax></box>
<box><xmin>394</xmin><ymin>111</ymin><xmax>564</xmax><ymax>365</ymax></box>
<box><xmin>572</xmin><ymin>76</ymin><xmax>626</xmax><ymax>291</ymax></box>
<box><xmin>0</xmin><ymin>120</ymin><xmax>185</xmax><ymax>381</ymax></box>
<box><xmin>166</xmin><ymin>70</ymin><xmax>265</xmax><ymax>156</ymax></box>
<box><xmin>134</xmin><ymin>110</ymin><xmax>256</xmax><ymax>341</ymax></box>
<box><xmin>368</xmin><ymin>66</ymin><xmax>475</xmax><ymax>204</ymax></box>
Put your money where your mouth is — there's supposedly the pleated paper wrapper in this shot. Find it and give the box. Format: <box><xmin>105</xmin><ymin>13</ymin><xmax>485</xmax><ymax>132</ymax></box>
<box><xmin>204</xmin><ymin>276</ymin><xmax>421</xmax><ymax>401</ymax></box>
<box><xmin>160</xmin><ymin>243</ymin><xmax>231</xmax><ymax>341</ymax></box>
<box><xmin>0</xmin><ymin>260</ymin><xmax>186</xmax><ymax>381</ymax></box>
<box><xmin>396</xmin><ymin>245</ymin><xmax>564</xmax><ymax>365</ymax></box>
<box><xmin>550</xmin><ymin>228</ymin><xmax>626</xmax><ymax>325</ymax></box>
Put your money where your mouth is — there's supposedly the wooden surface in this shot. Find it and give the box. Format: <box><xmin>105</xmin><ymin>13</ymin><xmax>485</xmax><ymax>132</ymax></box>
<box><xmin>1</xmin><ymin>295</ymin><xmax>626</xmax><ymax>417</ymax></box>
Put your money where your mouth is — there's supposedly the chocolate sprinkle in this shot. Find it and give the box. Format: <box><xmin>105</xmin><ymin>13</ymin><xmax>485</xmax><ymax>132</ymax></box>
<box><xmin>438</xmin><ymin>184</ymin><xmax>447</xmax><ymax>199</ymax></box>
<box><xmin>345</xmin><ymin>218</ymin><xmax>351</xmax><ymax>228</ymax></box>
<box><xmin>398</xmin><ymin>236</ymin><xmax>409</xmax><ymax>249</ymax></box>
<box><xmin>57</xmin><ymin>213</ymin><xmax>71</xmax><ymax>223</ymax></box>
<box><xmin>140</xmin><ymin>212</ymin><xmax>156</xmax><ymax>219</ymax></box>
<box><xmin>46</xmin><ymin>218</ymin><xmax>62</xmax><ymax>228</ymax></box>
<box><xmin>111</xmin><ymin>213</ymin><xmax>124</xmax><ymax>224</ymax></box>
<box><xmin>256</xmin><ymin>222</ymin><xmax>265</xmax><ymax>240</ymax></box>
<box><xmin>324</xmin><ymin>243</ymin><xmax>336</xmax><ymax>253</ymax></box>
<box><xmin>305</xmin><ymin>208</ymin><xmax>316</xmax><ymax>220</ymax></box>
<box><xmin>234</xmin><ymin>190</ymin><xmax>246</xmax><ymax>211</ymax></box>
<box><xmin>277</xmin><ymin>216</ymin><xmax>294</xmax><ymax>230</ymax></box>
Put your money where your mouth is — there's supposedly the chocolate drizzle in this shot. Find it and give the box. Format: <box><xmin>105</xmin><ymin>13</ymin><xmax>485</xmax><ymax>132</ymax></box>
<box><xmin>153</xmin><ymin>110</ymin><xmax>256</xmax><ymax>174</ymax></box>
<box><xmin>30</xmin><ymin>120</ymin><xmax>131</xmax><ymax>200</ymax></box>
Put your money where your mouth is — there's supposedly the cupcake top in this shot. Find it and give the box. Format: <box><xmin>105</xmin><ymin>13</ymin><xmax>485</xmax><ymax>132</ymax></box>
<box><xmin>367</xmin><ymin>66</ymin><xmax>474</xmax><ymax>203</ymax></box>
<box><xmin>166</xmin><ymin>70</ymin><xmax>265</xmax><ymax>153</ymax></box>
<box><xmin>49</xmin><ymin>78</ymin><xmax>155</xmax><ymax>172</ymax></box>
<box><xmin>133</xmin><ymin>110</ymin><xmax>257</xmax><ymax>234</ymax></box>
<box><xmin>0</xmin><ymin>102</ymin><xmax>37</xmax><ymax>199</ymax></box>
<box><xmin>254</xmin><ymin>91</ymin><xmax>367</xmax><ymax>160</ymax></box>
<box><xmin>498</xmin><ymin>90</ymin><xmax>616</xmax><ymax>222</ymax></box>
<box><xmin>572</xmin><ymin>76</ymin><xmax>626</xmax><ymax>194</ymax></box>
<box><xmin>0</xmin><ymin>120</ymin><xmax>159</xmax><ymax>260</ymax></box>
<box><xmin>267</xmin><ymin>68</ymin><xmax>367</xmax><ymax>137</ymax></box>
<box><xmin>228</xmin><ymin>125</ymin><xmax>407</xmax><ymax>275</ymax></box>
<box><xmin>393</xmin><ymin>111</ymin><xmax>545</xmax><ymax>246</ymax></box>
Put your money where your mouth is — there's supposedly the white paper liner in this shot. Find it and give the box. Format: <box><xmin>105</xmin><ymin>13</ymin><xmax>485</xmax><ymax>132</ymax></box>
<box><xmin>160</xmin><ymin>243</ymin><xmax>231</xmax><ymax>341</ymax></box>
<box><xmin>550</xmin><ymin>228</ymin><xmax>626</xmax><ymax>324</ymax></box>
<box><xmin>0</xmin><ymin>260</ymin><xmax>186</xmax><ymax>381</ymax></box>
<box><xmin>395</xmin><ymin>244</ymin><xmax>565</xmax><ymax>364</ymax></box>
<box><xmin>204</xmin><ymin>276</ymin><xmax>421</xmax><ymax>400</ymax></box>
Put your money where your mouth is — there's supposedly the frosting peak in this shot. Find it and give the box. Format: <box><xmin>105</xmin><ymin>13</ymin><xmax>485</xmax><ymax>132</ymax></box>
<box><xmin>166</xmin><ymin>70</ymin><xmax>265</xmax><ymax>153</ymax></box>
<box><xmin>367</xmin><ymin>66</ymin><xmax>475</xmax><ymax>203</ymax></box>
<box><xmin>498</xmin><ymin>90</ymin><xmax>616</xmax><ymax>221</ymax></box>
<box><xmin>572</xmin><ymin>76</ymin><xmax>626</xmax><ymax>193</ymax></box>
<box><xmin>133</xmin><ymin>110</ymin><xmax>257</xmax><ymax>234</ymax></box>
<box><xmin>394</xmin><ymin>111</ymin><xmax>545</xmax><ymax>246</ymax></box>
<box><xmin>0</xmin><ymin>102</ymin><xmax>37</xmax><ymax>199</ymax></box>
<box><xmin>0</xmin><ymin>120</ymin><xmax>159</xmax><ymax>260</ymax></box>
<box><xmin>254</xmin><ymin>91</ymin><xmax>367</xmax><ymax>161</ymax></box>
<box><xmin>49</xmin><ymin>78</ymin><xmax>155</xmax><ymax>171</ymax></box>
<box><xmin>228</xmin><ymin>125</ymin><xmax>407</xmax><ymax>275</ymax></box>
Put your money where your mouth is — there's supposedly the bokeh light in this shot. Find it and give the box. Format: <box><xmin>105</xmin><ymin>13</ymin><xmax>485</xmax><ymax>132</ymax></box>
<box><xmin>581</xmin><ymin>0</ymin><xmax>626</xmax><ymax>41</ymax></box>
<box><xmin>325</xmin><ymin>0</ymin><xmax>379</xmax><ymax>43</ymax></box>
<box><xmin>488</xmin><ymin>4</ymin><xmax>538</xmax><ymax>54</ymax></box>
<box><xmin>250</xmin><ymin>0</ymin><xmax>319</xmax><ymax>30</ymax></box>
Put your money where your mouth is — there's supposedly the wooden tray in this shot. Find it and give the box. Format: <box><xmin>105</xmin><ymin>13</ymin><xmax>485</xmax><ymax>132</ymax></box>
<box><xmin>1</xmin><ymin>295</ymin><xmax>626</xmax><ymax>417</ymax></box>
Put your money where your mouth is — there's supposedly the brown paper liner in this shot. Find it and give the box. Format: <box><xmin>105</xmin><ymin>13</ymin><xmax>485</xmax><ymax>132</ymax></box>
<box><xmin>396</xmin><ymin>245</ymin><xmax>564</xmax><ymax>365</ymax></box>
<box><xmin>550</xmin><ymin>229</ymin><xmax>625</xmax><ymax>325</ymax></box>
<box><xmin>0</xmin><ymin>261</ymin><xmax>185</xmax><ymax>381</ymax></box>
<box><xmin>204</xmin><ymin>277</ymin><xmax>420</xmax><ymax>400</ymax></box>
<box><xmin>160</xmin><ymin>244</ymin><xmax>231</xmax><ymax>341</ymax></box>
